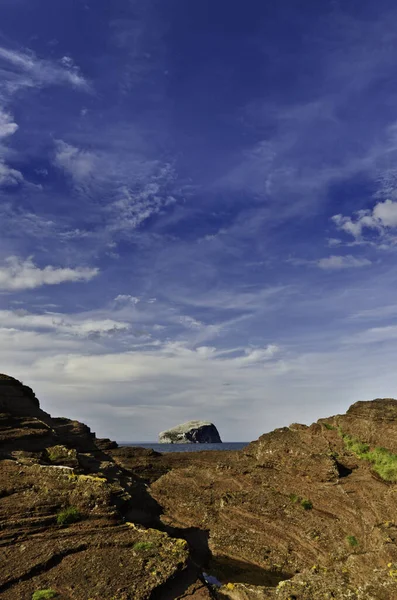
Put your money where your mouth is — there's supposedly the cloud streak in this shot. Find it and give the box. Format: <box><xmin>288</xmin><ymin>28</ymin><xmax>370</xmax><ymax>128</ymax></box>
<box><xmin>0</xmin><ymin>256</ymin><xmax>99</xmax><ymax>291</ymax></box>
<box><xmin>0</xmin><ymin>46</ymin><xmax>90</xmax><ymax>92</ymax></box>
<box><xmin>317</xmin><ymin>255</ymin><xmax>372</xmax><ymax>270</ymax></box>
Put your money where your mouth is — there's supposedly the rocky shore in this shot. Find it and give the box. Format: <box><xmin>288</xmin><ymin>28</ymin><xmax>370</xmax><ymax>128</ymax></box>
<box><xmin>2</xmin><ymin>374</ymin><xmax>397</xmax><ymax>598</ymax></box>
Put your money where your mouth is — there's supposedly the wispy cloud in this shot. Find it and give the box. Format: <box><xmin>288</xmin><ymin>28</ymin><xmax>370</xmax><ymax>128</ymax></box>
<box><xmin>0</xmin><ymin>256</ymin><xmax>99</xmax><ymax>291</ymax></box>
<box><xmin>289</xmin><ymin>254</ymin><xmax>372</xmax><ymax>270</ymax></box>
<box><xmin>0</xmin><ymin>107</ymin><xmax>18</xmax><ymax>138</ymax></box>
<box><xmin>0</xmin><ymin>44</ymin><xmax>90</xmax><ymax>191</ymax></box>
<box><xmin>346</xmin><ymin>324</ymin><xmax>397</xmax><ymax>344</ymax></box>
<box><xmin>0</xmin><ymin>309</ymin><xmax>129</xmax><ymax>338</ymax></box>
<box><xmin>3</xmin><ymin>2</ymin><xmax>397</xmax><ymax>442</ymax></box>
<box><xmin>0</xmin><ymin>161</ymin><xmax>23</xmax><ymax>186</ymax></box>
<box><xmin>350</xmin><ymin>304</ymin><xmax>397</xmax><ymax>321</ymax></box>
<box><xmin>0</xmin><ymin>106</ymin><xmax>23</xmax><ymax>185</ymax></box>
<box><xmin>104</xmin><ymin>164</ymin><xmax>178</xmax><ymax>235</ymax></box>
<box><xmin>53</xmin><ymin>140</ymin><xmax>97</xmax><ymax>183</ymax></box>
<box><xmin>0</xmin><ymin>46</ymin><xmax>90</xmax><ymax>92</ymax></box>
<box><xmin>317</xmin><ymin>255</ymin><xmax>372</xmax><ymax>270</ymax></box>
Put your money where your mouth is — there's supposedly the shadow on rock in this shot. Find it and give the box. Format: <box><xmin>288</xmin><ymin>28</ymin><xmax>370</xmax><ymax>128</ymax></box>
<box><xmin>209</xmin><ymin>555</ymin><xmax>293</xmax><ymax>587</ymax></box>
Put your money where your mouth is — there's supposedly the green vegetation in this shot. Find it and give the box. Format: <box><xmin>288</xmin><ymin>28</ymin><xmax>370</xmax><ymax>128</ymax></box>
<box><xmin>346</xmin><ymin>535</ymin><xmax>359</xmax><ymax>547</ymax></box>
<box><xmin>133</xmin><ymin>541</ymin><xmax>154</xmax><ymax>551</ymax></box>
<box><xmin>301</xmin><ymin>499</ymin><xmax>313</xmax><ymax>510</ymax></box>
<box><xmin>364</xmin><ymin>447</ymin><xmax>397</xmax><ymax>482</ymax></box>
<box><xmin>46</xmin><ymin>446</ymin><xmax>67</xmax><ymax>463</ymax></box>
<box><xmin>289</xmin><ymin>493</ymin><xmax>299</xmax><ymax>503</ymax></box>
<box><xmin>289</xmin><ymin>494</ymin><xmax>313</xmax><ymax>510</ymax></box>
<box><xmin>323</xmin><ymin>422</ymin><xmax>336</xmax><ymax>431</ymax></box>
<box><xmin>339</xmin><ymin>429</ymin><xmax>397</xmax><ymax>482</ymax></box>
<box><xmin>343</xmin><ymin>435</ymin><xmax>369</xmax><ymax>456</ymax></box>
<box><xmin>56</xmin><ymin>506</ymin><xmax>81</xmax><ymax>526</ymax></box>
<box><xmin>32</xmin><ymin>591</ymin><xmax>58</xmax><ymax>600</ymax></box>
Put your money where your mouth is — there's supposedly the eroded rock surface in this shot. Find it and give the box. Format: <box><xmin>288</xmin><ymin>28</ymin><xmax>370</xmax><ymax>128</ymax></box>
<box><xmin>145</xmin><ymin>402</ymin><xmax>397</xmax><ymax>599</ymax></box>
<box><xmin>5</xmin><ymin>372</ymin><xmax>397</xmax><ymax>599</ymax></box>
<box><xmin>159</xmin><ymin>420</ymin><xmax>222</xmax><ymax>444</ymax></box>
<box><xmin>0</xmin><ymin>375</ymin><xmax>210</xmax><ymax>600</ymax></box>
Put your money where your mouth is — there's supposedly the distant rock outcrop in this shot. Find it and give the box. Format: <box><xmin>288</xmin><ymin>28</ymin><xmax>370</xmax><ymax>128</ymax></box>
<box><xmin>159</xmin><ymin>420</ymin><xmax>222</xmax><ymax>444</ymax></box>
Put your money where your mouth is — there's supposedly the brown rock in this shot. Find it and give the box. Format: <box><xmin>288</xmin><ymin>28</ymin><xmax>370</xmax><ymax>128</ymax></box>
<box><xmin>0</xmin><ymin>376</ymin><xmax>202</xmax><ymax>599</ymax></box>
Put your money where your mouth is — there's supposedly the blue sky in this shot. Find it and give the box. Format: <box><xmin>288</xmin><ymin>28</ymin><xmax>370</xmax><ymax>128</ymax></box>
<box><xmin>2</xmin><ymin>0</ymin><xmax>397</xmax><ymax>441</ymax></box>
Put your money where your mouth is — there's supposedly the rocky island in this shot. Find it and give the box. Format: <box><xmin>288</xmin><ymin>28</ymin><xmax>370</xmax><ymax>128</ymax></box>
<box><xmin>159</xmin><ymin>420</ymin><xmax>222</xmax><ymax>444</ymax></box>
<box><xmin>3</xmin><ymin>373</ymin><xmax>397</xmax><ymax>598</ymax></box>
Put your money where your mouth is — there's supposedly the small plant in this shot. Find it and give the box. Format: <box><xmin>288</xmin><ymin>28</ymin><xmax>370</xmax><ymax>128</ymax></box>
<box><xmin>32</xmin><ymin>591</ymin><xmax>58</xmax><ymax>600</ymax></box>
<box><xmin>289</xmin><ymin>493</ymin><xmax>300</xmax><ymax>503</ymax></box>
<box><xmin>56</xmin><ymin>506</ymin><xmax>81</xmax><ymax>526</ymax></box>
<box><xmin>301</xmin><ymin>499</ymin><xmax>313</xmax><ymax>510</ymax></box>
<box><xmin>133</xmin><ymin>541</ymin><xmax>154</xmax><ymax>551</ymax></box>
<box><xmin>347</xmin><ymin>535</ymin><xmax>358</xmax><ymax>547</ymax></box>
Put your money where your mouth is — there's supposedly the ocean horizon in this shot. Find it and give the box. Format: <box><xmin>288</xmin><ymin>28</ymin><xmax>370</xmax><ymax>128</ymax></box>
<box><xmin>118</xmin><ymin>442</ymin><xmax>249</xmax><ymax>453</ymax></box>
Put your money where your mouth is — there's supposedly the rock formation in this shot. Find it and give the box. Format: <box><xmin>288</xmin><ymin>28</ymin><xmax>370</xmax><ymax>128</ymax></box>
<box><xmin>159</xmin><ymin>420</ymin><xmax>222</xmax><ymax>443</ymax></box>
<box><xmin>0</xmin><ymin>374</ymin><xmax>211</xmax><ymax>600</ymax></box>
<box><xmin>5</xmin><ymin>373</ymin><xmax>397</xmax><ymax>598</ymax></box>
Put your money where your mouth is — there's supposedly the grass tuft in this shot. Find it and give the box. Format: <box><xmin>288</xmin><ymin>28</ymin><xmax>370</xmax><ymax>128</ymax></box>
<box><xmin>56</xmin><ymin>506</ymin><xmax>81</xmax><ymax>526</ymax></box>
<box><xmin>340</xmin><ymin>430</ymin><xmax>397</xmax><ymax>482</ymax></box>
<box><xmin>301</xmin><ymin>499</ymin><xmax>313</xmax><ymax>510</ymax></box>
<box><xmin>133</xmin><ymin>541</ymin><xmax>154</xmax><ymax>551</ymax></box>
<box><xmin>346</xmin><ymin>535</ymin><xmax>359</xmax><ymax>547</ymax></box>
<box><xmin>323</xmin><ymin>423</ymin><xmax>336</xmax><ymax>431</ymax></box>
<box><xmin>32</xmin><ymin>591</ymin><xmax>58</xmax><ymax>600</ymax></box>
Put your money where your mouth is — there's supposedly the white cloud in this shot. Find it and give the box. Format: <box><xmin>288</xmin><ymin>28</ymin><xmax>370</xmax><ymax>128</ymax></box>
<box><xmin>107</xmin><ymin>178</ymin><xmax>176</xmax><ymax>233</ymax></box>
<box><xmin>238</xmin><ymin>345</ymin><xmax>279</xmax><ymax>366</ymax></box>
<box><xmin>0</xmin><ymin>162</ymin><xmax>23</xmax><ymax>186</ymax></box>
<box><xmin>317</xmin><ymin>255</ymin><xmax>372</xmax><ymax>270</ymax></box>
<box><xmin>346</xmin><ymin>324</ymin><xmax>397</xmax><ymax>344</ymax></box>
<box><xmin>2</xmin><ymin>282</ymin><xmax>397</xmax><ymax>441</ymax></box>
<box><xmin>0</xmin><ymin>45</ymin><xmax>89</xmax><ymax>189</ymax></box>
<box><xmin>332</xmin><ymin>200</ymin><xmax>397</xmax><ymax>243</ymax></box>
<box><xmin>27</xmin><ymin>340</ymin><xmax>281</xmax><ymax>388</ymax></box>
<box><xmin>373</xmin><ymin>199</ymin><xmax>397</xmax><ymax>227</ymax></box>
<box><xmin>9</xmin><ymin>327</ymin><xmax>397</xmax><ymax>441</ymax></box>
<box><xmin>0</xmin><ymin>309</ymin><xmax>129</xmax><ymax>338</ymax></box>
<box><xmin>0</xmin><ymin>204</ymin><xmax>57</xmax><ymax>237</ymax></box>
<box><xmin>60</xmin><ymin>56</ymin><xmax>74</xmax><ymax>69</ymax></box>
<box><xmin>0</xmin><ymin>46</ymin><xmax>89</xmax><ymax>91</ymax></box>
<box><xmin>327</xmin><ymin>238</ymin><xmax>342</xmax><ymax>247</ymax></box>
<box><xmin>0</xmin><ymin>108</ymin><xmax>18</xmax><ymax>139</ymax></box>
<box><xmin>0</xmin><ymin>256</ymin><xmax>99</xmax><ymax>291</ymax></box>
<box><xmin>179</xmin><ymin>315</ymin><xmax>203</xmax><ymax>329</ymax></box>
<box><xmin>114</xmin><ymin>295</ymin><xmax>140</xmax><ymax>305</ymax></box>
<box><xmin>54</xmin><ymin>140</ymin><xmax>96</xmax><ymax>182</ymax></box>
<box><xmin>0</xmin><ymin>107</ymin><xmax>23</xmax><ymax>186</ymax></box>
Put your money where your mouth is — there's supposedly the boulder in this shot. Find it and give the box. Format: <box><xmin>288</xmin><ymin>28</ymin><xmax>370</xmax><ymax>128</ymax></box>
<box><xmin>159</xmin><ymin>420</ymin><xmax>222</xmax><ymax>444</ymax></box>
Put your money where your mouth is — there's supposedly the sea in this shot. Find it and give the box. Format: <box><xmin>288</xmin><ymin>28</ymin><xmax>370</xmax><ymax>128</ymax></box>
<box><xmin>118</xmin><ymin>442</ymin><xmax>248</xmax><ymax>453</ymax></box>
